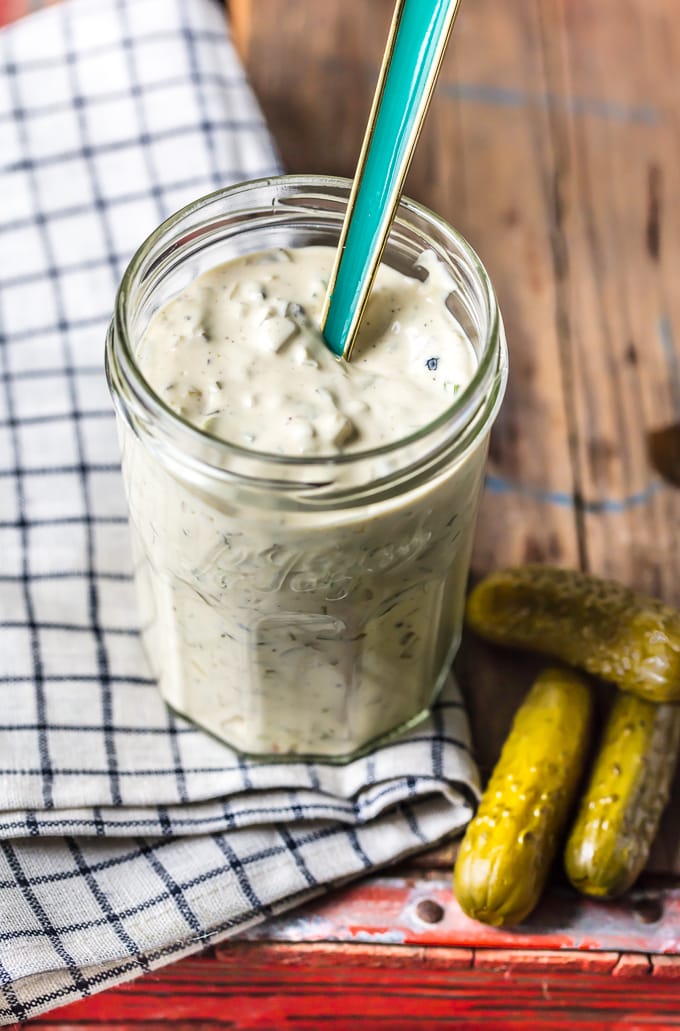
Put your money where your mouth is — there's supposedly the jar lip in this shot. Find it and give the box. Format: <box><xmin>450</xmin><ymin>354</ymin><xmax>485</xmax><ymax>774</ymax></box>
<box><xmin>112</xmin><ymin>173</ymin><xmax>505</xmax><ymax>470</ymax></box>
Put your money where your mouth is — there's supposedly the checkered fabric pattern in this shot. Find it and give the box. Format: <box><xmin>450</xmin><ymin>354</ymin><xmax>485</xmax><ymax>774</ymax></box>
<box><xmin>0</xmin><ymin>0</ymin><xmax>481</xmax><ymax>1022</ymax></box>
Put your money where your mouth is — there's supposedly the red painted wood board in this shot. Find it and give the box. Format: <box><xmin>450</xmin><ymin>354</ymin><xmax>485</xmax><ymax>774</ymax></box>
<box><xmin>22</xmin><ymin>947</ymin><xmax>680</xmax><ymax>1030</ymax></box>
<box><xmin>16</xmin><ymin>874</ymin><xmax>680</xmax><ymax>1028</ymax></box>
<box><xmin>239</xmin><ymin>875</ymin><xmax>680</xmax><ymax>955</ymax></box>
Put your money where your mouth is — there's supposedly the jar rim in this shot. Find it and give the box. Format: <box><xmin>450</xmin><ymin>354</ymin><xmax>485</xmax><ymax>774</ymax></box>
<box><xmin>110</xmin><ymin>173</ymin><xmax>506</xmax><ymax>475</ymax></box>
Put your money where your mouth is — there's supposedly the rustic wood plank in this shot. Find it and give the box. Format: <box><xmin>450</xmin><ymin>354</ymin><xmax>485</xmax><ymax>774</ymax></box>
<box><xmin>472</xmin><ymin>949</ymin><xmax>619</xmax><ymax>974</ymax></box>
<box><xmin>24</xmin><ymin>946</ymin><xmax>680</xmax><ymax>1029</ymax></box>
<box><xmin>231</xmin><ymin>0</ymin><xmax>680</xmax><ymax>876</ymax></box>
<box><xmin>535</xmin><ymin>0</ymin><xmax>680</xmax><ymax>590</ymax></box>
<box><xmin>237</xmin><ymin>874</ymin><xmax>680</xmax><ymax>955</ymax></box>
<box><xmin>534</xmin><ymin>0</ymin><xmax>680</xmax><ymax>873</ymax></box>
<box><xmin>228</xmin><ymin>0</ymin><xmax>392</xmax><ymax>179</ymax></box>
<box><xmin>441</xmin><ymin>0</ymin><xmax>583</xmax><ymax>772</ymax></box>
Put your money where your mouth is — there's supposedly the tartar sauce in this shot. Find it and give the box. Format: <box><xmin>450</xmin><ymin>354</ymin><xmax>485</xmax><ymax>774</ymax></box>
<box><xmin>123</xmin><ymin>246</ymin><xmax>484</xmax><ymax>756</ymax></box>
<box><xmin>137</xmin><ymin>247</ymin><xmax>476</xmax><ymax>456</ymax></box>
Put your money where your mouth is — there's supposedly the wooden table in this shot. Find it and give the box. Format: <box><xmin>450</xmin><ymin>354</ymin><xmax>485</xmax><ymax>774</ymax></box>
<box><xmin>10</xmin><ymin>0</ymin><xmax>680</xmax><ymax>1026</ymax></box>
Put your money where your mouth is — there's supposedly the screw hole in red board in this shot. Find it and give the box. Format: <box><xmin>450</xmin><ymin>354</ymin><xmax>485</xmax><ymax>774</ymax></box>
<box><xmin>415</xmin><ymin>898</ymin><xmax>445</xmax><ymax>924</ymax></box>
<box><xmin>633</xmin><ymin>897</ymin><xmax>663</xmax><ymax>924</ymax></box>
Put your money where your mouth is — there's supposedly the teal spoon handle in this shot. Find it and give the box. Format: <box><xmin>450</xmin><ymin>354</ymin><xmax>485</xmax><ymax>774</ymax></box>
<box><xmin>321</xmin><ymin>0</ymin><xmax>462</xmax><ymax>360</ymax></box>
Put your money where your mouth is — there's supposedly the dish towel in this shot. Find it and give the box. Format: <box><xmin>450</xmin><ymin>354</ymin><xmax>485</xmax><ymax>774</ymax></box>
<box><xmin>0</xmin><ymin>0</ymin><xmax>481</xmax><ymax>1023</ymax></box>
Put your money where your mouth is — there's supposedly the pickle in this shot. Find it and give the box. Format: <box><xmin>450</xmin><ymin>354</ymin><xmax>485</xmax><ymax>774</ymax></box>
<box><xmin>564</xmin><ymin>694</ymin><xmax>680</xmax><ymax>898</ymax></box>
<box><xmin>467</xmin><ymin>566</ymin><xmax>680</xmax><ymax>703</ymax></box>
<box><xmin>453</xmin><ymin>667</ymin><xmax>592</xmax><ymax>927</ymax></box>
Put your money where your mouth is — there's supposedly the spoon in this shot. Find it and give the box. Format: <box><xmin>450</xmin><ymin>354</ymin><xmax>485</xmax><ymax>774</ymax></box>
<box><xmin>320</xmin><ymin>0</ymin><xmax>463</xmax><ymax>361</ymax></box>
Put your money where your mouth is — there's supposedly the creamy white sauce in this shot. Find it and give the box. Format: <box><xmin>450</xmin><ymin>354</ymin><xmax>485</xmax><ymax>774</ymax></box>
<box><xmin>137</xmin><ymin>246</ymin><xmax>476</xmax><ymax>456</ymax></box>
<box><xmin>123</xmin><ymin>246</ymin><xmax>486</xmax><ymax>757</ymax></box>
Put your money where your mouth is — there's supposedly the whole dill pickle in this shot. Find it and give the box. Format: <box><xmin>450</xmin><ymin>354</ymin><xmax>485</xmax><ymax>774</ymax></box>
<box><xmin>453</xmin><ymin>667</ymin><xmax>592</xmax><ymax>927</ymax></box>
<box><xmin>564</xmin><ymin>694</ymin><xmax>680</xmax><ymax>898</ymax></box>
<box><xmin>467</xmin><ymin>566</ymin><xmax>680</xmax><ymax>703</ymax></box>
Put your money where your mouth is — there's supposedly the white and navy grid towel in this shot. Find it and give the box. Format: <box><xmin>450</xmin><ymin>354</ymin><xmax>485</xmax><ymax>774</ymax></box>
<box><xmin>0</xmin><ymin>0</ymin><xmax>481</xmax><ymax>1022</ymax></box>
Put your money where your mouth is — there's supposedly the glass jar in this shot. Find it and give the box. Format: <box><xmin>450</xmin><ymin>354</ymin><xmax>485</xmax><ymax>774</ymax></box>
<box><xmin>106</xmin><ymin>174</ymin><xmax>507</xmax><ymax>761</ymax></box>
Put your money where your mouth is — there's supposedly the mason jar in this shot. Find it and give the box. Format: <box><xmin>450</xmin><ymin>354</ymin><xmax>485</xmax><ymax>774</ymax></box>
<box><xmin>106</xmin><ymin>174</ymin><xmax>508</xmax><ymax>761</ymax></box>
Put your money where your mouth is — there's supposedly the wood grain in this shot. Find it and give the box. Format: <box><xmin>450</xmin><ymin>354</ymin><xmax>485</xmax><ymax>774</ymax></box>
<box><xmin>23</xmin><ymin>946</ymin><xmax>680</xmax><ymax>1030</ymax></box>
<box><xmin>237</xmin><ymin>873</ymin><xmax>680</xmax><ymax>955</ymax></box>
<box><xmin>231</xmin><ymin>0</ymin><xmax>680</xmax><ymax>873</ymax></box>
<box><xmin>10</xmin><ymin>0</ymin><xmax>680</xmax><ymax>1025</ymax></box>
